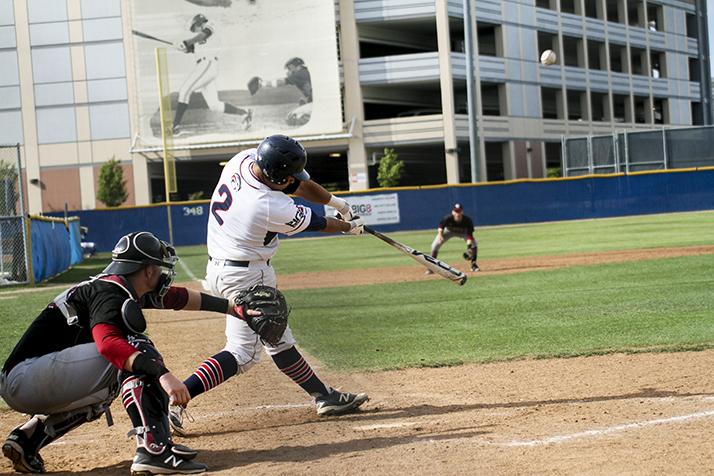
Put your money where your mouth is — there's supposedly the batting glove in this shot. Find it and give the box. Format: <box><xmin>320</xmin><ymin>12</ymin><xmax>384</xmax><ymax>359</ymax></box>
<box><xmin>328</xmin><ymin>196</ymin><xmax>354</xmax><ymax>220</ymax></box>
<box><xmin>173</xmin><ymin>41</ymin><xmax>187</xmax><ymax>52</ymax></box>
<box><xmin>344</xmin><ymin>217</ymin><xmax>364</xmax><ymax>235</ymax></box>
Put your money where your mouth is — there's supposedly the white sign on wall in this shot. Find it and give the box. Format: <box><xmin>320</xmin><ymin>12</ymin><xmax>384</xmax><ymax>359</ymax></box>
<box><xmin>325</xmin><ymin>193</ymin><xmax>400</xmax><ymax>226</ymax></box>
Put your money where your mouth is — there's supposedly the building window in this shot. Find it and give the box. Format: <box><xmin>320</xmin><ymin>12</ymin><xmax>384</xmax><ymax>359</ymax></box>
<box><xmin>686</xmin><ymin>13</ymin><xmax>698</xmax><ymax>39</ymax></box>
<box><xmin>627</xmin><ymin>0</ymin><xmax>644</xmax><ymax>28</ymax></box>
<box><xmin>29</xmin><ymin>22</ymin><xmax>69</xmax><ymax>46</ymax></box>
<box><xmin>566</xmin><ymin>89</ymin><xmax>585</xmax><ymax>120</ymax></box>
<box><xmin>477</xmin><ymin>23</ymin><xmax>501</xmax><ymax>57</ymax></box>
<box><xmin>0</xmin><ymin>110</ymin><xmax>23</xmax><ymax>144</ymax></box>
<box><xmin>646</xmin><ymin>4</ymin><xmax>663</xmax><ymax>32</ymax></box>
<box><xmin>87</xmin><ymin>78</ymin><xmax>128</xmax><ymax>102</ymax></box>
<box><xmin>541</xmin><ymin>87</ymin><xmax>562</xmax><ymax>119</ymax></box>
<box><xmin>36</xmin><ymin>106</ymin><xmax>76</xmax><ymax>143</ymax></box>
<box><xmin>560</xmin><ymin>0</ymin><xmax>576</xmax><ymax>15</ymax></box>
<box><xmin>609</xmin><ymin>43</ymin><xmax>626</xmax><ymax>73</ymax></box>
<box><xmin>84</xmin><ymin>42</ymin><xmax>126</xmax><ymax>79</ymax></box>
<box><xmin>652</xmin><ymin>98</ymin><xmax>667</xmax><ymax>124</ymax></box>
<box><xmin>562</xmin><ymin>36</ymin><xmax>582</xmax><ymax>67</ymax></box>
<box><xmin>485</xmin><ymin>142</ymin><xmax>506</xmax><ymax>181</ymax></box>
<box><xmin>31</xmin><ymin>46</ymin><xmax>72</xmax><ymax>84</ymax></box>
<box><xmin>650</xmin><ymin>50</ymin><xmax>665</xmax><ymax>78</ymax></box>
<box><xmin>0</xmin><ymin>26</ymin><xmax>16</xmax><ymax>48</ymax></box>
<box><xmin>613</xmin><ymin>94</ymin><xmax>629</xmax><ymax>123</ymax></box>
<box><xmin>83</xmin><ymin>18</ymin><xmax>123</xmax><ymax>42</ymax></box>
<box><xmin>80</xmin><ymin>0</ymin><xmax>121</xmax><ymax>19</ymax></box>
<box><xmin>34</xmin><ymin>82</ymin><xmax>74</xmax><ymax>106</ymax></box>
<box><xmin>27</xmin><ymin>0</ymin><xmax>67</xmax><ymax>23</ymax></box>
<box><xmin>689</xmin><ymin>57</ymin><xmax>701</xmax><ymax>81</ymax></box>
<box><xmin>587</xmin><ymin>39</ymin><xmax>606</xmax><ymax>71</ymax></box>
<box><xmin>0</xmin><ymin>1</ymin><xmax>14</xmax><ymax>25</ymax></box>
<box><xmin>606</xmin><ymin>0</ymin><xmax>624</xmax><ymax>23</ymax></box>
<box><xmin>633</xmin><ymin>95</ymin><xmax>648</xmax><ymax>123</ymax></box>
<box><xmin>691</xmin><ymin>101</ymin><xmax>703</xmax><ymax>125</ymax></box>
<box><xmin>630</xmin><ymin>47</ymin><xmax>646</xmax><ymax>76</ymax></box>
<box><xmin>538</xmin><ymin>31</ymin><xmax>558</xmax><ymax>64</ymax></box>
<box><xmin>591</xmin><ymin>92</ymin><xmax>609</xmax><ymax>122</ymax></box>
<box><xmin>0</xmin><ymin>51</ymin><xmax>19</xmax><ymax>86</ymax></box>
<box><xmin>89</xmin><ymin>103</ymin><xmax>130</xmax><ymax>140</ymax></box>
<box><xmin>535</xmin><ymin>0</ymin><xmax>555</xmax><ymax>10</ymax></box>
<box><xmin>481</xmin><ymin>83</ymin><xmax>504</xmax><ymax>116</ymax></box>
<box><xmin>584</xmin><ymin>1</ymin><xmax>600</xmax><ymax>19</ymax></box>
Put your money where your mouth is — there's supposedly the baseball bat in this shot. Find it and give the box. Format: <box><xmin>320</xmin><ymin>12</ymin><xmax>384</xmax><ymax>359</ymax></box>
<box><xmin>364</xmin><ymin>226</ymin><xmax>467</xmax><ymax>286</ymax></box>
<box><xmin>132</xmin><ymin>30</ymin><xmax>173</xmax><ymax>46</ymax></box>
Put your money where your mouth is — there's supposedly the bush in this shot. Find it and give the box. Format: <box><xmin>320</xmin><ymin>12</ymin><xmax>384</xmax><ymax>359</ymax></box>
<box><xmin>376</xmin><ymin>148</ymin><xmax>404</xmax><ymax>188</ymax></box>
<box><xmin>96</xmin><ymin>157</ymin><xmax>128</xmax><ymax>207</ymax></box>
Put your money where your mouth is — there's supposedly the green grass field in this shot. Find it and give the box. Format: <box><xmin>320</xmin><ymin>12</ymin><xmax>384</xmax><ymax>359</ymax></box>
<box><xmin>1</xmin><ymin>211</ymin><xmax>713</xmax><ymax>371</ymax></box>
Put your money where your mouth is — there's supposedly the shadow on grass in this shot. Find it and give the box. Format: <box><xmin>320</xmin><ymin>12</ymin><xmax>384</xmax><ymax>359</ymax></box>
<box><xmin>43</xmin><ymin>255</ymin><xmax>110</xmax><ymax>287</ymax></box>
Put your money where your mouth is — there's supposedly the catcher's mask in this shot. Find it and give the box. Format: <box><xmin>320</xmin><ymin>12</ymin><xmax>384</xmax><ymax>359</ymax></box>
<box><xmin>103</xmin><ymin>232</ymin><xmax>178</xmax><ymax>297</ymax></box>
<box><xmin>256</xmin><ymin>134</ymin><xmax>310</xmax><ymax>185</ymax></box>
<box><xmin>284</xmin><ymin>57</ymin><xmax>305</xmax><ymax>69</ymax></box>
<box><xmin>189</xmin><ymin>13</ymin><xmax>208</xmax><ymax>32</ymax></box>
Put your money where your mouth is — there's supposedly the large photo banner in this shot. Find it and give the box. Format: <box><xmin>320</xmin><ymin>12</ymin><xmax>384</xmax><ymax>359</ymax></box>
<box><xmin>130</xmin><ymin>0</ymin><xmax>342</xmax><ymax>145</ymax></box>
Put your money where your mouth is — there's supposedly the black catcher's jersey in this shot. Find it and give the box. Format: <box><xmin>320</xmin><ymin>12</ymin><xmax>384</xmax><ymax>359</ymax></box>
<box><xmin>2</xmin><ymin>275</ymin><xmax>139</xmax><ymax>373</ymax></box>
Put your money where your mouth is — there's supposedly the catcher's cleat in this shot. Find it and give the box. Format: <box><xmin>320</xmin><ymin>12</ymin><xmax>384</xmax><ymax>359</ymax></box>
<box><xmin>171</xmin><ymin>443</ymin><xmax>197</xmax><ymax>461</ymax></box>
<box><xmin>470</xmin><ymin>262</ymin><xmax>480</xmax><ymax>272</ymax></box>
<box><xmin>169</xmin><ymin>406</ymin><xmax>192</xmax><ymax>437</ymax></box>
<box><xmin>130</xmin><ymin>447</ymin><xmax>206</xmax><ymax>475</ymax></box>
<box><xmin>2</xmin><ymin>429</ymin><xmax>45</xmax><ymax>474</ymax></box>
<box><xmin>315</xmin><ymin>388</ymin><xmax>369</xmax><ymax>416</ymax></box>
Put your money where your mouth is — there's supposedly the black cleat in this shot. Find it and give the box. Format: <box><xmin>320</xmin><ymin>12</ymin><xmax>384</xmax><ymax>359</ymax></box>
<box><xmin>130</xmin><ymin>447</ymin><xmax>206</xmax><ymax>475</ymax></box>
<box><xmin>315</xmin><ymin>388</ymin><xmax>369</xmax><ymax>416</ymax></box>
<box><xmin>470</xmin><ymin>262</ymin><xmax>480</xmax><ymax>272</ymax></box>
<box><xmin>2</xmin><ymin>429</ymin><xmax>45</xmax><ymax>474</ymax></box>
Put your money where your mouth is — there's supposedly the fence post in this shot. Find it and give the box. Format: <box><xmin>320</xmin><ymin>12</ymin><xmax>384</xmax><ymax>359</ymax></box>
<box><xmin>587</xmin><ymin>135</ymin><xmax>593</xmax><ymax>175</ymax></box>
<box><xmin>561</xmin><ymin>135</ymin><xmax>567</xmax><ymax>177</ymax></box>
<box><xmin>661</xmin><ymin>127</ymin><xmax>668</xmax><ymax>169</ymax></box>
<box><xmin>623</xmin><ymin>130</ymin><xmax>630</xmax><ymax>173</ymax></box>
<box><xmin>613</xmin><ymin>133</ymin><xmax>619</xmax><ymax>172</ymax></box>
<box><xmin>15</xmin><ymin>144</ymin><xmax>32</xmax><ymax>285</ymax></box>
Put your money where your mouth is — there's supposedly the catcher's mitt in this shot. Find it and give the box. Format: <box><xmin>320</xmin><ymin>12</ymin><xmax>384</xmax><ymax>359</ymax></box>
<box><xmin>247</xmin><ymin>76</ymin><xmax>262</xmax><ymax>95</ymax></box>
<box><xmin>234</xmin><ymin>285</ymin><xmax>289</xmax><ymax>345</ymax></box>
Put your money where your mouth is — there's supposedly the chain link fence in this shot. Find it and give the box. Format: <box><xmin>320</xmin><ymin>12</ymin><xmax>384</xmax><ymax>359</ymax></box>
<box><xmin>563</xmin><ymin>125</ymin><xmax>714</xmax><ymax>176</ymax></box>
<box><xmin>0</xmin><ymin>144</ymin><xmax>29</xmax><ymax>285</ymax></box>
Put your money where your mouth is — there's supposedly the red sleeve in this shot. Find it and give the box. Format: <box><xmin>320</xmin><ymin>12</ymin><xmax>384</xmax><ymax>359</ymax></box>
<box><xmin>162</xmin><ymin>286</ymin><xmax>189</xmax><ymax>310</ymax></box>
<box><xmin>92</xmin><ymin>323</ymin><xmax>137</xmax><ymax>370</ymax></box>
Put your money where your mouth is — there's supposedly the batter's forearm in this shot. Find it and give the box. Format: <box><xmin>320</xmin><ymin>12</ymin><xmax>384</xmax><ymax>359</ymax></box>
<box><xmin>294</xmin><ymin>180</ymin><xmax>332</xmax><ymax>204</ymax></box>
<box><xmin>322</xmin><ymin>217</ymin><xmax>351</xmax><ymax>233</ymax></box>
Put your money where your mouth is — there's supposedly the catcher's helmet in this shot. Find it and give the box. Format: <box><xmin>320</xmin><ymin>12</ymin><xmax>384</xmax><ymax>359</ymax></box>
<box><xmin>103</xmin><ymin>232</ymin><xmax>177</xmax><ymax>275</ymax></box>
<box><xmin>256</xmin><ymin>134</ymin><xmax>310</xmax><ymax>185</ymax></box>
<box><xmin>190</xmin><ymin>13</ymin><xmax>208</xmax><ymax>31</ymax></box>
<box><xmin>284</xmin><ymin>57</ymin><xmax>305</xmax><ymax>69</ymax></box>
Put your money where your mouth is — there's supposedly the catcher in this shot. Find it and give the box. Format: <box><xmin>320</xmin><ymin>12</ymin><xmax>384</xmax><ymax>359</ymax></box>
<box><xmin>0</xmin><ymin>232</ymin><xmax>258</xmax><ymax>474</ymax></box>
<box><xmin>246</xmin><ymin>57</ymin><xmax>312</xmax><ymax>126</ymax></box>
<box><xmin>428</xmin><ymin>203</ymin><xmax>480</xmax><ymax>273</ymax></box>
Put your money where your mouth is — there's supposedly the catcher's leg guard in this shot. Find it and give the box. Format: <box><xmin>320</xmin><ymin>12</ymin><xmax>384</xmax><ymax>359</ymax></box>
<box><xmin>121</xmin><ymin>374</ymin><xmax>172</xmax><ymax>455</ymax></box>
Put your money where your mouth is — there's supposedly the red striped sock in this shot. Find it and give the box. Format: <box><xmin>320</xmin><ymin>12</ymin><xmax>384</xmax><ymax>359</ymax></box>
<box><xmin>272</xmin><ymin>346</ymin><xmax>328</xmax><ymax>397</ymax></box>
<box><xmin>184</xmin><ymin>351</ymin><xmax>238</xmax><ymax>398</ymax></box>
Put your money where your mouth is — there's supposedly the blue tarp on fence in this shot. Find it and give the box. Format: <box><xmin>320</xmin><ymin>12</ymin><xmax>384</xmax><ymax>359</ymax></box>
<box><xmin>30</xmin><ymin>220</ymin><xmax>72</xmax><ymax>282</ymax></box>
<box><xmin>54</xmin><ymin>169</ymin><xmax>714</xmax><ymax>252</ymax></box>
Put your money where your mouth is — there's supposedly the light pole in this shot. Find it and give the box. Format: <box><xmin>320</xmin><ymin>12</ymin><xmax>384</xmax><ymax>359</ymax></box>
<box><xmin>463</xmin><ymin>0</ymin><xmax>481</xmax><ymax>182</ymax></box>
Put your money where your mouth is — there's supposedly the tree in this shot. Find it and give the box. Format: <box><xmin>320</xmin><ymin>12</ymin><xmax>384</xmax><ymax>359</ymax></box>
<box><xmin>96</xmin><ymin>157</ymin><xmax>128</xmax><ymax>207</ymax></box>
<box><xmin>376</xmin><ymin>148</ymin><xmax>404</xmax><ymax>188</ymax></box>
<box><xmin>0</xmin><ymin>160</ymin><xmax>18</xmax><ymax>216</ymax></box>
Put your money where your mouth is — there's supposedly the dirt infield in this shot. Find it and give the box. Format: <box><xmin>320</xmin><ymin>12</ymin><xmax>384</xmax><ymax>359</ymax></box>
<box><xmin>2</xmin><ymin>246</ymin><xmax>714</xmax><ymax>475</ymax></box>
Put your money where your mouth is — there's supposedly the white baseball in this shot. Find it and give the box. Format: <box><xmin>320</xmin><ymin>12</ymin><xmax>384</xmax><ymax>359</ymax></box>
<box><xmin>540</xmin><ymin>49</ymin><xmax>557</xmax><ymax>66</ymax></box>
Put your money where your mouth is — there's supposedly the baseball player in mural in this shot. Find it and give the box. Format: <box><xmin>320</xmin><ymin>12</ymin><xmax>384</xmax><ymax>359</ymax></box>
<box><xmin>172</xmin><ymin>13</ymin><xmax>252</xmax><ymax>135</ymax></box>
<box><xmin>169</xmin><ymin>134</ymin><xmax>368</xmax><ymax>435</ymax></box>
<box><xmin>247</xmin><ymin>57</ymin><xmax>313</xmax><ymax>126</ymax></box>
<box><xmin>0</xmin><ymin>232</ymin><xmax>263</xmax><ymax>474</ymax></box>
<box><xmin>428</xmin><ymin>203</ymin><xmax>480</xmax><ymax>273</ymax></box>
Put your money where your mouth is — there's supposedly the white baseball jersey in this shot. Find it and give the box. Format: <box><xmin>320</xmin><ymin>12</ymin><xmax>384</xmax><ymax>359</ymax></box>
<box><xmin>206</xmin><ymin>149</ymin><xmax>312</xmax><ymax>261</ymax></box>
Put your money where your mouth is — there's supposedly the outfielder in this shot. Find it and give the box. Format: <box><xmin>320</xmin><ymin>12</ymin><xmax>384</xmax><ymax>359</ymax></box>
<box><xmin>0</xmin><ymin>232</ymin><xmax>257</xmax><ymax>474</ymax></box>
<box><xmin>172</xmin><ymin>13</ymin><xmax>252</xmax><ymax>135</ymax></box>
<box><xmin>429</xmin><ymin>203</ymin><xmax>479</xmax><ymax>273</ymax></box>
<box><xmin>170</xmin><ymin>134</ymin><xmax>367</xmax><ymax>435</ymax></box>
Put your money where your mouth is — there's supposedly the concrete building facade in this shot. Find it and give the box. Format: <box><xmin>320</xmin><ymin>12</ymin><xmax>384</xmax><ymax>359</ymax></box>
<box><xmin>1</xmin><ymin>0</ymin><xmax>709</xmax><ymax>213</ymax></box>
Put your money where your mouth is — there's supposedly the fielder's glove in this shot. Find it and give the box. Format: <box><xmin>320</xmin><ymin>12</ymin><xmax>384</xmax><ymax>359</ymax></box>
<box><xmin>233</xmin><ymin>285</ymin><xmax>289</xmax><ymax>346</ymax></box>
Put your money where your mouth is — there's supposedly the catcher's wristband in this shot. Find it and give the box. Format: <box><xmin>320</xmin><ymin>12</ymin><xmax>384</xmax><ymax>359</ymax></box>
<box><xmin>132</xmin><ymin>352</ymin><xmax>169</xmax><ymax>378</ymax></box>
<box><xmin>200</xmin><ymin>293</ymin><xmax>229</xmax><ymax>313</ymax></box>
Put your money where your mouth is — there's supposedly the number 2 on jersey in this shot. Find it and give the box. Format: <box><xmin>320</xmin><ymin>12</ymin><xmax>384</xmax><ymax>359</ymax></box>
<box><xmin>211</xmin><ymin>184</ymin><xmax>233</xmax><ymax>225</ymax></box>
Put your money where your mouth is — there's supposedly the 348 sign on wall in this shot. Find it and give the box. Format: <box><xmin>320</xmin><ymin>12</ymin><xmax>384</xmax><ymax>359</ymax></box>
<box><xmin>325</xmin><ymin>193</ymin><xmax>400</xmax><ymax>226</ymax></box>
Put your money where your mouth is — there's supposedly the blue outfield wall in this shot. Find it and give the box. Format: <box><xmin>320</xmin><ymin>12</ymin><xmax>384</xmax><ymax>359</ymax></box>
<box><xmin>53</xmin><ymin>169</ymin><xmax>714</xmax><ymax>252</ymax></box>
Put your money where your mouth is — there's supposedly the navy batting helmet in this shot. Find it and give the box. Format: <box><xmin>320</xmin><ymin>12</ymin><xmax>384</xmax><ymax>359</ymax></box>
<box><xmin>103</xmin><ymin>232</ymin><xmax>177</xmax><ymax>275</ymax></box>
<box><xmin>256</xmin><ymin>134</ymin><xmax>310</xmax><ymax>184</ymax></box>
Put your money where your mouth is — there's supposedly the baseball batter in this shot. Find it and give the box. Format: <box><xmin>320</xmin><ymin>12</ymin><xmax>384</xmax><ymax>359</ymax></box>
<box><xmin>172</xmin><ymin>14</ymin><xmax>252</xmax><ymax>135</ymax></box>
<box><xmin>429</xmin><ymin>203</ymin><xmax>479</xmax><ymax>272</ymax></box>
<box><xmin>170</xmin><ymin>135</ymin><xmax>368</xmax><ymax>435</ymax></box>
<box><xmin>0</xmin><ymin>232</ymin><xmax>255</xmax><ymax>474</ymax></box>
